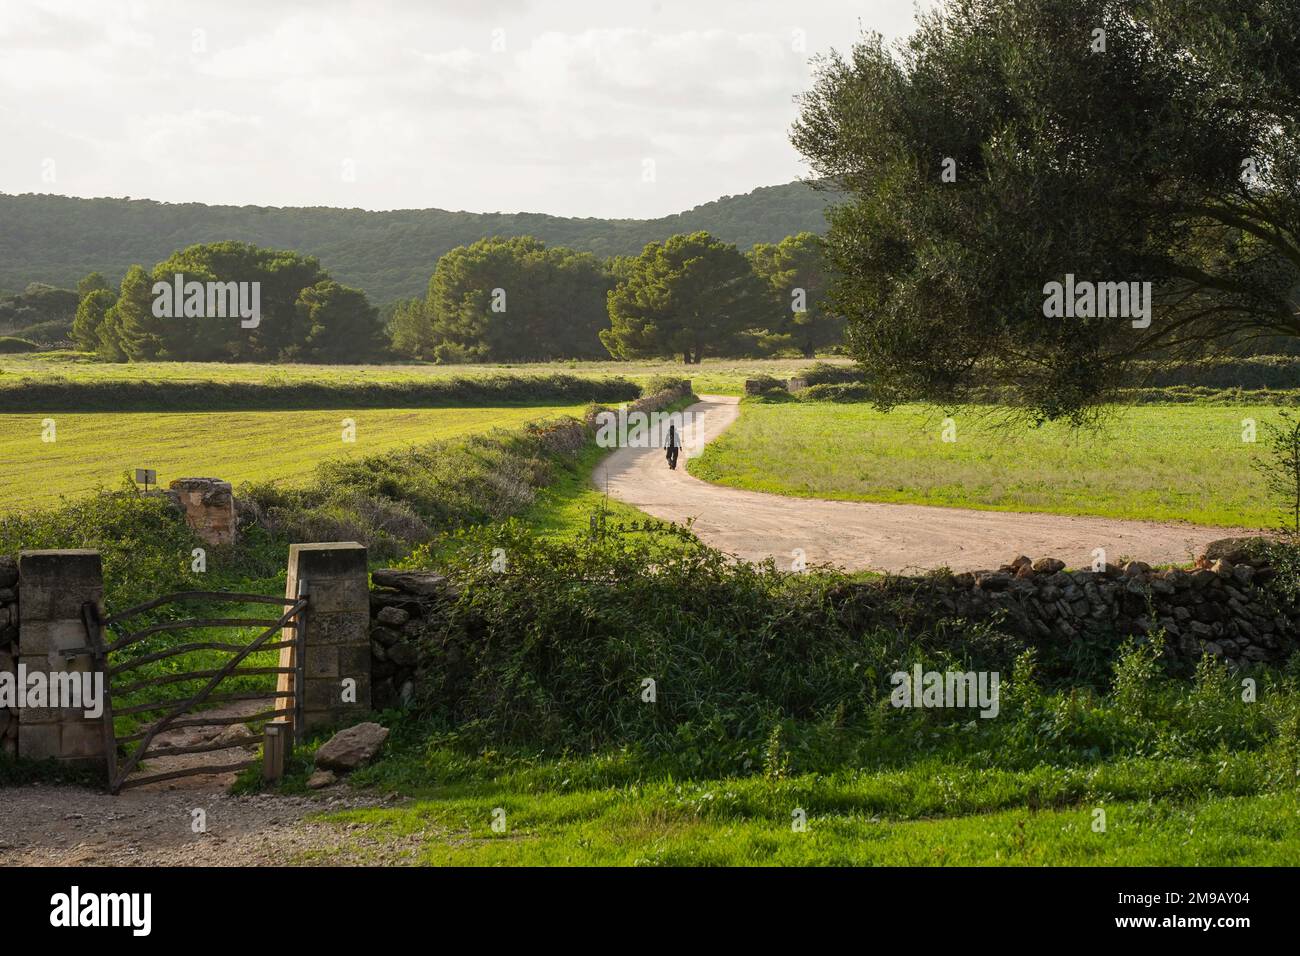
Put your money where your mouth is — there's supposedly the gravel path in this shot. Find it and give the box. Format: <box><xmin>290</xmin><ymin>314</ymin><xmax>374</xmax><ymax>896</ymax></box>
<box><xmin>0</xmin><ymin>702</ymin><xmax>425</xmax><ymax>866</ymax></box>
<box><xmin>0</xmin><ymin>783</ymin><xmax>420</xmax><ymax>866</ymax></box>
<box><xmin>596</xmin><ymin>395</ymin><xmax>1254</xmax><ymax>574</ymax></box>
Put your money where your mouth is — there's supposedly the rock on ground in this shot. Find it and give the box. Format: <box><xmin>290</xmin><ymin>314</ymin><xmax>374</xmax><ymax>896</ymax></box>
<box><xmin>307</xmin><ymin>770</ymin><xmax>337</xmax><ymax>789</ymax></box>
<box><xmin>314</xmin><ymin>722</ymin><xmax>390</xmax><ymax>773</ymax></box>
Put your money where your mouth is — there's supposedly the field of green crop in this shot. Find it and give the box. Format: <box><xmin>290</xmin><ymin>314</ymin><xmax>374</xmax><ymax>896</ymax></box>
<box><xmin>0</xmin><ymin>352</ymin><xmax>832</xmax><ymax>397</ymax></box>
<box><xmin>688</xmin><ymin>400</ymin><xmax>1283</xmax><ymax>528</ymax></box>
<box><xmin>0</xmin><ymin>404</ymin><xmax>586</xmax><ymax>513</ymax></box>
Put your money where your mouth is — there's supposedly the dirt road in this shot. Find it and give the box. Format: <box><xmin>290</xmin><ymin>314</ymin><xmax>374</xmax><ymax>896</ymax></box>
<box><xmin>0</xmin><ymin>701</ymin><xmax>419</xmax><ymax>866</ymax></box>
<box><xmin>596</xmin><ymin>395</ymin><xmax>1253</xmax><ymax>574</ymax></box>
<box><xmin>0</xmin><ymin>783</ymin><xmax>419</xmax><ymax>866</ymax></box>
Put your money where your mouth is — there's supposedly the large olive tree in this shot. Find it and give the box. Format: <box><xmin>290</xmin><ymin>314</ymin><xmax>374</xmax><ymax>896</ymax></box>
<box><xmin>793</xmin><ymin>0</ymin><xmax>1300</xmax><ymax>421</ymax></box>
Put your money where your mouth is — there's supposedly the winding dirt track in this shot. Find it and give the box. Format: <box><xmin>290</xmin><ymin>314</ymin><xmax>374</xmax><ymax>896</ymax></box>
<box><xmin>595</xmin><ymin>395</ymin><xmax>1254</xmax><ymax>574</ymax></box>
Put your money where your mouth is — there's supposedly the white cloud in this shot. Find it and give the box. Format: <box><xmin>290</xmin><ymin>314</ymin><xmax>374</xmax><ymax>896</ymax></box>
<box><xmin>0</xmin><ymin>0</ymin><xmax>923</xmax><ymax>216</ymax></box>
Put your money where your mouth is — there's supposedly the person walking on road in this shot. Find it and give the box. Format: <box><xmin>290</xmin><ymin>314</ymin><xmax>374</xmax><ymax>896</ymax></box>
<box><xmin>665</xmin><ymin>423</ymin><xmax>682</xmax><ymax>470</ymax></box>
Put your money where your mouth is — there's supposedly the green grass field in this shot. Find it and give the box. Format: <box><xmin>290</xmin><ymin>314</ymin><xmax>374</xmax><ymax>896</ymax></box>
<box><xmin>688</xmin><ymin>400</ymin><xmax>1282</xmax><ymax>528</ymax></box>
<box><xmin>258</xmin><ymin>735</ymin><xmax>1300</xmax><ymax>865</ymax></box>
<box><xmin>306</xmin><ymin>789</ymin><xmax>1297</xmax><ymax>866</ymax></box>
<box><xmin>0</xmin><ymin>353</ymin><xmax>830</xmax><ymax>397</ymax></box>
<box><xmin>0</xmin><ymin>404</ymin><xmax>586</xmax><ymax>513</ymax></box>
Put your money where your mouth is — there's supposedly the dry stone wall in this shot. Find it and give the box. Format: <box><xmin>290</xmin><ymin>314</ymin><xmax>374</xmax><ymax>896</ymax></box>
<box><xmin>832</xmin><ymin>539</ymin><xmax>1297</xmax><ymax>671</ymax></box>
<box><xmin>368</xmin><ymin>570</ymin><xmax>458</xmax><ymax>710</ymax></box>
<box><xmin>367</xmin><ymin>537</ymin><xmax>1299</xmax><ymax>704</ymax></box>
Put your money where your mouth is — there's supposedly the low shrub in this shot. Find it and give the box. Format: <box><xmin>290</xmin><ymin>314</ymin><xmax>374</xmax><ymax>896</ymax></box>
<box><xmin>0</xmin><ymin>476</ymin><xmax>288</xmax><ymax>613</ymax></box>
<box><xmin>797</xmin><ymin>382</ymin><xmax>1300</xmax><ymax>406</ymax></box>
<box><xmin>1264</xmin><ymin>536</ymin><xmax>1300</xmax><ymax>603</ymax></box>
<box><xmin>800</xmin><ymin>361</ymin><xmax>862</xmax><ymax>386</ymax></box>
<box><xmin>743</xmin><ymin>374</ymin><xmax>788</xmax><ymax>397</ymax></box>
<box><xmin>0</xmin><ymin>373</ymin><xmax>641</xmax><ymax>412</ymax></box>
<box><xmin>1133</xmin><ymin>356</ymin><xmax>1300</xmax><ymax>390</ymax></box>
<box><xmin>241</xmin><ymin>423</ymin><xmax>574</xmax><ymax>559</ymax></box>
<box><xmin>1111</xmin><ymin>386</ymin><xmax>1300</xmax><ymax>406</ymax></box>
<box><xmin>799</xmin><ymin>382</ymin><xmax>874</xmax><ymax>402</ymax></box>
<box><xmin>640</xmin><ymin>375</ymin><xmax>693</xmax><ymax>397</ymax></box>
<box><xmin>791</xmin><ymin>358</ymin><xmax>1300</xmax><ymax>406</ymax></box>
<box><xmin>0</xmin><ymin>336</ymin><xmax>39</xmax><ymax>353</ymax></box>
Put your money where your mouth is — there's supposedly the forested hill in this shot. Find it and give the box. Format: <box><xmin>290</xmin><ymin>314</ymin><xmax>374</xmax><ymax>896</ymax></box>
<box><xmin>0</xmin><ymin>181</ymin><xmax>836</xmax><ymax>304</ymax></box>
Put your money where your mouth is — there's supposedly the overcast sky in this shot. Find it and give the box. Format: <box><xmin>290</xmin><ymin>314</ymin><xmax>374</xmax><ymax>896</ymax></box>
<box><xmin>0</xmin><ymin>0</ymin><xmax>927</xmax><ymax>217</ymax></box>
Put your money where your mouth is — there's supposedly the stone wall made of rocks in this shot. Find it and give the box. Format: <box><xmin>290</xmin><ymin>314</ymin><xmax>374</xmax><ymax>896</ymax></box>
<box><xmin>368</xmin><ymin>569</ymin><xmax>457</xmax><ymax>710</ymax></box>
<box><xmin>0</xmin><ymin>556</ymin><xmax>17</xmax><ymax>758</ymax></box>
<box><xmin>367</xmin><ymin>537</ymin><xmax>1299</xmax><ymax>705</ymax></box>
<box><xmin>834</xmin><ymin>538</ymin><xmax>1298</xmax><ymax>671</ymax></box>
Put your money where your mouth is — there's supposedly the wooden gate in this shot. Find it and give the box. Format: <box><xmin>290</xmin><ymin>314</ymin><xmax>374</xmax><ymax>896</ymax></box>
<box><xmin>80</xmin><ymin>588</ymin><xmax>309</xmax><ymax>794</ymax></box>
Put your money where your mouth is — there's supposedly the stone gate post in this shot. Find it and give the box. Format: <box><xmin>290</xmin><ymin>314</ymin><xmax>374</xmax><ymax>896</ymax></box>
<box><xmin>16</xmin><ymin>549</ymin><xmax>107</xmax><ymax>767</ymax></box>
<box><xmin>277</xmin><ymin>542</ymin><xmax>371</xmax><ymax>736</ymax></box>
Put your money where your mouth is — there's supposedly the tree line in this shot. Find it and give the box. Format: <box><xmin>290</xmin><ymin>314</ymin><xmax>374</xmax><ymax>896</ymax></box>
<box><xmin>0</xmin><ymin>182</ymin><xmax>836</xmax><ymax>305</ymax></box>
<box><xmin>62</xmin><ymin>231</ymin><xmax>842</xmax><ymax>364</ymax></box>
<box><xmin>71</xmin><ymin>242</ymin><xmax>386</xmax><ymax>363</ymax></box>
<box><xmin>389</xmin><ymin>230</ymin><xmax>840</xmax><ymax>364</ymax></box>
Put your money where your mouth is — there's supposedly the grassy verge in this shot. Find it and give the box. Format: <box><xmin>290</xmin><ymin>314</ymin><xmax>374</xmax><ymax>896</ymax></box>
<box><xmin>512</xmin><ymin>394</ymin><xmax>701</xmax><ymax>542</ymax></box>
<box><xmin>688</xmin><ymin>400</ymin><xmax>1283</xmax><ymax>527</ymax></box>
<box><xmin>260</xmin><ymin>649</ymin><xmax>1300</xmax><ymax>865</ymax></box>
<box><xmin>278</xmin><ymin>679</ymin><xmax>1300</xmax><ymax>863</ymax></box>
<box><xmin>300</xmin><ymin>774</ymin><xmax>1299</xmax><ymax>865</ymax></box>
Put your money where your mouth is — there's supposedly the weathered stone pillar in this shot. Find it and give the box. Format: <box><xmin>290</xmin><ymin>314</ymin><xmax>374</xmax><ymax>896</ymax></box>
<box><xmin>169</xmin><ymin>478</ymin><xmax>236</xmax><ymax>547</ymax></box>
<box><xmin>0</xmin><ymin>556</ymin><xmax>18</xmax><ymax>758</ymax></box>
<box><xmin>16</xmin><ymin>549</ymin><xmax>107</xmax><ymax>767</ymax></box>
<box><xmin>277</xmin><ymin>543</ymin><xmax>371</xmax><ymax>735</ymax></box>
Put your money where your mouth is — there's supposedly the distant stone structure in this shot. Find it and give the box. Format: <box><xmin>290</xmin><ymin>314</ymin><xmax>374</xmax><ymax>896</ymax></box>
<box><xmin>743</xmin><ymin>376</ymin><xmax>785</xmax><ymax>396</ymax></box>
<box><xmin>169</xmin><ymin>478</ymin><xmax>236</xmax><ymax>547</ymax></box>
